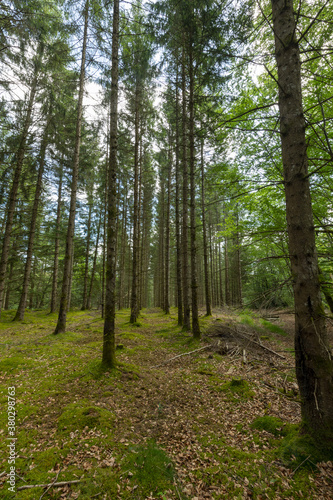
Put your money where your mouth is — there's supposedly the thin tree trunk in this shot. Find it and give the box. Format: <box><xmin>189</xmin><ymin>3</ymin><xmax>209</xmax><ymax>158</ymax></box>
<box><xmin>175</xmin><ymin>69</ymin><xmax>183</xmax><ymax>324</ymax></box>
<box><xmin>0</xmin><ymin>69</ymin><xmax>38</xmax><ymax>317</ymax></box>
<box><xmin>87</xmin><ymin>214</ymin><xmax>101</xmax><ymax>309</ymax></box>
<box><xmin>81</xmin><ymin>203</ymin><xmax>92</xmax><ymax>310</ymax></box>
<box><xmin>181</xmin><ymin>46</ymin><xmax>191</xmax><ymax>330</ymax></box>
<box><xmin>271</xmin><ymin>0</ymin><xmax>333</xmax><ymax>443</ymax></box>
<box><xmin>14</xmin><ymin>122</ymin><xmax>49</xmax><ymax>321</ymax></box>
<box><xmin>165</xmin><ymin>134</ymin><xmax>171</xmax><ymax>315</ymax></box>
<box><xmin>102</xmin><ymin>0</ymin><xmax>119</xmax><ymax>367</ymax></box>
<box><xmin>54</xmin><ymin>1</ymin><xmax>88</xmax><ymax>334</ymax></box>
<box><xmin>118</xmin><ymin>187</ymin><xmax>127</xmax><ymax>310</ymax></box>
<box><xmin>50</xmin><ymin>166</ymin><xmax>63</xmax><ymax>313</ymax></box>
<box><xmin>188</xmin><ymin>42</ymin><xmax>200</xmax><ymax>338</ymax></box>
<box><xmin>130</xmin><ymin>85</ymin><xmax>140</xmax><ymax>323</ymax></box>
<box><xmin>200</xmin><ymin>135</ymin><xmax>211</xmax><ymax>316</ymax></box>
<box><xmin>67</xmin><ymin>243</ymin><xmax>74</xmax><ymax>312</ymax></box>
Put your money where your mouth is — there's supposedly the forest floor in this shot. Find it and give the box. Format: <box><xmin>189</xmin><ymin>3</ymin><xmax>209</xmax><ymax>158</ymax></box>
<box><xmin>0</xmin><ymin>307</ymin><xmax>333</xmax><ymax>500</ymax></box>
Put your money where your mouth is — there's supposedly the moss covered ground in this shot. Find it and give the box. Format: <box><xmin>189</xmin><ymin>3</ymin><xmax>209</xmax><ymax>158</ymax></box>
<box><xmin>0</xmin><ymin>307</ymin><xmax>332</xmax><ymax>499</ymax></box>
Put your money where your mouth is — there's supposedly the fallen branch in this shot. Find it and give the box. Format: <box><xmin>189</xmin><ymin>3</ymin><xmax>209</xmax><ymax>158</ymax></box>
<box><xmin>17</xmin><ymin>480</ymin><xmax>81</xmax><ymax>491</ymax></box>
<box><xmin>39</xmin><ymin>467</ymin><xmax>62</xmax><ymax>500</ymax></box>
<box><xmin>236</xmin><ymin>330</ymin><xmax>286</xmax><ymax>359</ymax></box>
<box><xmin>152</xmin><ymin>345</ymin><xmax>211</xmax><ymax>367</ymax></box>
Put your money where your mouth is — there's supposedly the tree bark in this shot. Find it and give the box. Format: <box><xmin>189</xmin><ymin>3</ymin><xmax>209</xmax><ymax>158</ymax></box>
<box><xmin>81</xmin><ymin>202</ymin><xmax>92</xmax><ymax>310</ymax></box>
<box><xmin>102</xmin><ymin>0</ymin><xmax>119</xmax><ymax>367</ymax></box>
<box><xmin>175</xmin><ymin>69</ymin><xmax>183</xmax><ymax>325</ymax></box>
<box><xmin>14</xmin><ymin>121</ymin><xmax>49</xmax><ymax>321</ymax></box>
<box><xmin>87</xmin><ymin>214</ymin><xmax>101</xmax><ymax>309</ymax></box>
<box><xmin>54</xmin><ymin>0</ymin><xmax>88</xmax><ymax>334</ymax></box>
<box><xmin>50</xmin><ymin>165</ymin><xmax>63</xmax><ymax>313</ymax></box>
<box><xmin>200</xmin><ymin>135</ymin><xmax>212</xmax><ymax>316</ymax></box>
<box><xmin>130</xmin><ymin>85</ymin><xmax>140</xmax><ymax>323</ymax></box>
<box><xmin>271</xmin><ymin>0</ymin><xmax>333</xmax><ymax>443</ymax></box>
<box><xmin>188</xmin><ymin>42</ymin><xmax>200</xmax><ymax>338</ymax></box>
<box><xmin>181</xmin><ymin>46</ymin><xmax>191</xmax><ymax>331</ymax></box>
<box><xmin>164</xmin><ymin>134</ymin><xmax>172</xmax><ymax>315</ymax></box>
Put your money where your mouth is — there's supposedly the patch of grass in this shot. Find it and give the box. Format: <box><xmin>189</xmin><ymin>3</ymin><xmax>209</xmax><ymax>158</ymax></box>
<box><xmin>260</xmin><ymin>319</ymin><xmax>287</xmax><ymax>336</ymax></box>
<box><xmin>57</xmin><ymin>401</ymin><xmax>114</xmax><ymax>434</ymax></box>
<box><xmin>123</xmin><ymin>440</ymin><xmax>175</xmax><ymax>496</ymax></box>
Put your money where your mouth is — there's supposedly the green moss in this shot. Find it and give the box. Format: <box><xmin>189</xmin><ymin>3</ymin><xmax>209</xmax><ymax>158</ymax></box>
<box><xmin>57</xmin><ymin>401</ymin><xmax>114</xmax><ymax>434</ymax></box>
<box><xmin>0</xmin><ymin>356</ymin><xmax>34</xmax><ymax>372</ymax></box>
<box><xmin>220</xmin><ymin>378</ymin><xmax>255</xmax><ymax>400</ymax></box>
<box><xmin>251</xmin><ymin>415</ymin><xmax>290</xmax><ymax>437</ymax></box>
<box><xmin>279</xmin><ymin>425</ymin><xmax>333</xmax><ymax>468</ymax></box>
<box><xmin>123</xmin><ymin>440</ymin><xmax>175</xmax><ymax>496</ymax></box>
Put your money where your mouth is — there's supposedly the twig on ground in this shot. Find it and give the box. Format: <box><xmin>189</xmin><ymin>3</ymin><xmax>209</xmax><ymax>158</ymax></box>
<box><xmin>152</xmin><ymin>345</ymin><xmax>211</xmax><ymax>367</ymax></box>
<box><xmin>17</xmin><ymin>479</ymin><xmax>81</xmax><ymax>491</ymax></box>
<box><xmin>39</xmin><ymin>467</ymin><xmax>62</xmax><ymax>500</ymax></box>
<box><xmin>291</xmin><ymin>455</ymin><xmax>311</xmax><ymax>476</ymax></box>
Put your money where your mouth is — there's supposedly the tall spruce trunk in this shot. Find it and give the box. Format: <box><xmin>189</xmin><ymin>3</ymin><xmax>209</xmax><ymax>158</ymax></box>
<box><xmin>102</xmin><ymin>0</ymin><xmax>119</xmax><ymax>367</ymax></box>
<box><xmin>50</xmin><ymin>166</ymin><xmax>63</xmax><ymax>313</ymax></box>
<box><xmin>181</xmin><ymin>47</ymin><xmax>191</xmax><ymax>330</ymax></box>
<box><xmin>0</xmin><ymin>69</ymin><xmax>38</xmax><ymax>317</ymax></box>
<box><xmin>14</xmin><ymin>122</ymin><xmax>49</xmax><ymax>321</ymax></box>
<box><xmin>164</xmin><ymin>136</ymin><xmax>172</xmax><ymax>315</ymax></box>
<box><xmin>175</xmin><ymin>70</ymin><xmax>183</xmax><ymax>324</ymax></box>
<box><xmin>271</xmin><ymin>0</ymin><xmax>333</xmax><ymax>443</ymax></box>
<box><xmin>118</xmin><ymin>187</ymin><xmax>127</xmax><ymax>310</ymax></box>
<box><xmin>81</xmin><ymin>203</ymin><xmax>92</xmax><ymax>310</ymax></box>
<box><xmin>188</xmin><ymin>44</ymin><xmax>200</xmax><ymax>338</ymax></box>
<box><xmin>130</xmin><ymin>86</ymin><xmax>140</xmax><ymax>323</ymax></box>
<box><xmin>200</xmin><ymin>136</ymin><xmax>212</xmax><ymax>316</ymax></box>
<box><xmin>54</xmin><ymin>1</ymin><xmax>88</xmax><ymax>334</ymax></box>
<box><xmin>87</xmin><ymin>214</ymin><xmax>101</xmax><ymax>309</ymax></box>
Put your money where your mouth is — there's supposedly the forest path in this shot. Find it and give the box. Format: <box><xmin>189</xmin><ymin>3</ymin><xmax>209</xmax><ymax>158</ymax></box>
<box><xmin>0</xmin><ymin>307</ymin><xmax>332</xmax><ymax>499</ymax></box>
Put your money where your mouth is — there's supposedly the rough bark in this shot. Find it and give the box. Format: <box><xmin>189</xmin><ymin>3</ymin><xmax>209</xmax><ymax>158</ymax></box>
<box><xmin>14</xmin><ymin>122</ymin><xmax>49</xmax><ymax>321</ymax></box>
<box><xmin>271</xmin><ymin>0</ymin><xmax>333</xmax><ymax>443</ymax></box>
<box><xmin>54</xmin><ymin>0</ymin><xmax>88</xmax><ymax>334</ymax></box>
<box><xmin>102</xmin><ymin>0</ymin><xmax>119</xmax><ymax>367</ymax></box>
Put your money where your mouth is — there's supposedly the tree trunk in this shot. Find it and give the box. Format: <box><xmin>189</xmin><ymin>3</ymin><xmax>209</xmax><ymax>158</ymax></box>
<box><xmin>87</xmin><ymin>214</ymin><xmax>101</xmax><ymax>309</ymax></box>
<box><xmin>102</xmin><ymin>0</ymin><xmax>119</xmax><ymax>367</ymax></box>
<box><xmin>181</xmin><ymin>46</ymin><xmax>191</xmax><ymax>331</ymax></box>
<box><xmin>175</xmin><ymin>69</ymin><xmax>183</xmax><ymax>325</ymax></box>
<box><xmin>118</xmin><ymin>187</ymin><xmax>127</xmax><ymax>310</ymax></box>
<box><xmin>50</xmin><ymin>166</ymin><xmax>63</xmax><ymax>313</ymax></box>
<box><xmin>200</xmin><ymin>136</ymin><xmax>212</xmax><ymax>316</ymax></box>
<box><xmin>188</xmin><ymin>42</ymin><xmax>200</xmax><ymax>338</ymax></box>
<box><xmin>130</xmin><ymin>85</ymin><xmax>140</xmax><ymax>323</ymax></box>
<box><xmin>14</xmin><ymin>122</ymin><xmax>49</xmax><ymax>321</ymax></box>
<box><xmin>81</xmin><ymin>202</ymin><xmax>92</xmax><ymax>310</ymax></box>
<box><xmin>54</xmin><ymin>0</ymin><xmax>88</xmax><ymax>334</ymax></box>
<box><xmin>271</xmin><ymin>0</ymin><xmax>333</xmax><ymax>443</ymax></box>
<box><xmin>164</xmin><ymin>134</ymin><xmax>171</xmax><ymax>315</ymax></box>
<box><xmin>0</xmin><ymin>68</ymin><xmax>38</xmax><ymax>317</ymax></box>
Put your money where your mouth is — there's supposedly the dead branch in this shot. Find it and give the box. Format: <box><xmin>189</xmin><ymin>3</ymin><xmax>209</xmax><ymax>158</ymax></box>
<box><xmin>17</xmin><ymin>480</ymin><xmax>81</xmax><ymax>491</ymax></box>
<box><xmin>152</xmin><ymin>345</ymin><xmax>211</xmax><ymax>367</ymax></box>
